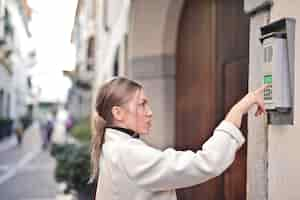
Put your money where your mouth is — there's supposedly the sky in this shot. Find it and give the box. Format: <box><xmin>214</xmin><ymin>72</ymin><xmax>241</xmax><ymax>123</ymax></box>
<box><xmin>27</xmin><ymin>0</ymin><xmax>78</xmax><ymax>103</ymax></box>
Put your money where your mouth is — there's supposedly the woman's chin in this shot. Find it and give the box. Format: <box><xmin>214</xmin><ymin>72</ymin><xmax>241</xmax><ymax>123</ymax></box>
<box><xmin>140</xmin><ymin>128</ymin><xmax>151</xmax><ymax>135</ymax></box>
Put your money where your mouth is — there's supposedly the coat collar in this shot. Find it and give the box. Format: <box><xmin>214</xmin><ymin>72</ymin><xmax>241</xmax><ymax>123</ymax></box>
<box><xmin>104</xmin><ymin>127</ymin><xmax>139</xmax><ymax>142</ymax></box>
<box><xmin>105</xmin><ymin>126</ymin><xmax>139</xmax><ymax>138</ymax></box>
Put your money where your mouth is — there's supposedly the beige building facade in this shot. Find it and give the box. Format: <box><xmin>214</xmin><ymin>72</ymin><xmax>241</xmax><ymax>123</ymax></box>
<box><xmin>246</xmin><ymin>0</ymin><xmax>300</xmax><ymax>200</ymax></box>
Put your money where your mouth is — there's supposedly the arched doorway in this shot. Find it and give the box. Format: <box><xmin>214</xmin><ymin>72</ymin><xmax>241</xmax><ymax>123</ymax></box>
<box><xmin>128</xmin><ymin>0</ymin><xmax>184</xmax><ymax>149</ymax></box>
<box><xmin>176</xmin><ymin>0</ymin><xmax>249</xmax><ymax>199</ymax></box>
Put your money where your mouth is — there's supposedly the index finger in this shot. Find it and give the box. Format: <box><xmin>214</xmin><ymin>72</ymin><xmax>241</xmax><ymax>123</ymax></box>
<box><xmin>255</xmin><ymin>84</ymin><xmax>271</xmax><ymax>94</ymax></box>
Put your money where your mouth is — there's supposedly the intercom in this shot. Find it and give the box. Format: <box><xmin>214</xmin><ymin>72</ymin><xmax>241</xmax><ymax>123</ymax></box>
<box><xmin>260</xmin><ymin>18</ymin><xmax>295</xmax><ymax>124</ymax></box>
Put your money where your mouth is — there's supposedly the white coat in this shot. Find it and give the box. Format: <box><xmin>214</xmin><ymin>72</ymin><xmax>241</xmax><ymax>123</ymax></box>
<box><xmin>95</xmin><ymin>120</ymin><xmax>245</xmax><ymax>200</ymax></box>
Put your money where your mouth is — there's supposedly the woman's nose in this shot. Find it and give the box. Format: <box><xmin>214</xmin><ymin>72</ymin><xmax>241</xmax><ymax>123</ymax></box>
<box><xmin>146</xmin><ymin>105</ymin><xmax>153</xmax><ymax>117</ymax></box>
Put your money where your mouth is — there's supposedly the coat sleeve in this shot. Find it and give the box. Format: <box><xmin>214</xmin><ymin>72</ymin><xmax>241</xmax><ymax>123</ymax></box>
<box><xmin>116</xmin><ymin>120</ymin><xmax>245</xmax><ymax>191</ymax></box>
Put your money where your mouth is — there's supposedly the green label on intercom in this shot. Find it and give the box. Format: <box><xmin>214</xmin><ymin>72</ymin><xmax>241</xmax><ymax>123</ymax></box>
<box><xmin>263</xmin><ymin>75</ymin><xmax>272</xmax><ymax>101</ymax></box>
<box><xmin>264</xmin><ymin>75</ymin><xmax>272</xmax><ymax>84</ymax></box>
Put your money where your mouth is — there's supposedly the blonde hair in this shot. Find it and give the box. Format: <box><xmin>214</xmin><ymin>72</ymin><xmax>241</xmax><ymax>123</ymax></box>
<box><xmin>89</xmin><ymin>77</ymin><xmax>142</xmax><ymax>183</ymax></box>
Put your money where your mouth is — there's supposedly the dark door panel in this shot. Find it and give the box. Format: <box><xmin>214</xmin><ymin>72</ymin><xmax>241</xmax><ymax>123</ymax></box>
<box><xmin>176</xmin><ymin>0</ymin><xmax>249</xmax><ymax>199</ymax></box>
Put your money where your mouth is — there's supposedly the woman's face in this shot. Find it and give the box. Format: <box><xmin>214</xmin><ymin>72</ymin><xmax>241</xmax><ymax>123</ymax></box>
<box><xmin>121</xmin><ymin>89</ymin><xmax>153</xmax><ymax>134</ymax></box>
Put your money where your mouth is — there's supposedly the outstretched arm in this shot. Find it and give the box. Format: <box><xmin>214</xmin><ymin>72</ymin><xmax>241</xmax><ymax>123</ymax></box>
<box><xmin>225</xmin><ymin>84</ymin><xmax>269</xmax><ymax>128</ymax></box>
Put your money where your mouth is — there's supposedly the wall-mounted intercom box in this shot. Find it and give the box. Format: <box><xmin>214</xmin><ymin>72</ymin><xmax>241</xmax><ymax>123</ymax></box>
<box><xmin>260</xmin><ymin>18</ymin><xmax>296</xmax><ymax>125</ymax></box>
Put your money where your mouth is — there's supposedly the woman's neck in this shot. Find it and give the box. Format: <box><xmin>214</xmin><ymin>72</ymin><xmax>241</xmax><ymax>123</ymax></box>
<box><xmin>106</xmin><ymin>126</ymin><xmax>139</xmax><ymax>138</ymax></box>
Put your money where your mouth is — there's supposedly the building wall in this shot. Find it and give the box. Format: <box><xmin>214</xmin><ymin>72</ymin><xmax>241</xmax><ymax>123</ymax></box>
<box><xmin>267</xmin><ymin>1</ymin><xmax>300</xmax><ymax>199</ymax></box>
<box><xmin>68</xmin><ymin>87</ymin><xmax>91</xmax><ymax>120</ymax></box>
<box><xmin>246</xmin><ymin>0</ymin><xmax>300</xmax><ymax>199</ymax></box>
<box><xmin>0</xmin><ymin>64</ymin><xmax>11</xmax><ymax>118</ymax></box>
<box><xmin>69</xmin><ymin>0</ymin><xmax>96</xmax><ymax>120</ymax></box>
<box><xmin>94</xmin><ymin>0</ymin><xmax>130</xmax><ymax>87</ymax></box>
<box><xmin>93</xmin><ymin>0</ymin><xmax>184</xmax><ymax>149</ymax></box>
<box><xmin>11</xmin><ymin>61</ymin><xmax>28</xmax><ymax>119</ymax></box>
<box><xmin>1</xmin><ymin>0</ymin><xmax>33</xmax><ymax>120</ymax></box>
<box><xmin>247</xmin><ymin>9</ymin><xmax>270</xmax><ymax>200</ymax></box>
<box><xmin>128</xmin><ymin>0</ymin><xmax>184</xmax><ymax>149</ymax></box>
<box><xmin>129</xmin><ymin>0</ymin><xmax>181</xmax><ymax>58</ymax></box>
<box><xmin>76</xmin><ymin>0</ymin><xmax>95</xmax><ymax>83</ymax></box>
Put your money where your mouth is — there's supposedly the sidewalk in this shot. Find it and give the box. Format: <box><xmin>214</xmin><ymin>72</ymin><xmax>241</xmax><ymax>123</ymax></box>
<box><xmin>0</xmin><ymin>134</ymin><xmax>17</xmax><ymax>152</ymax></box>
<box><xmin>0</xmin><ymin>121</ymin><xmax>80</xmax><ymax>200</ymax></box>
<box><xmin>0</xmin><ymin>122</ymin><xmax>35</xmax><ymax>153</ymax></box>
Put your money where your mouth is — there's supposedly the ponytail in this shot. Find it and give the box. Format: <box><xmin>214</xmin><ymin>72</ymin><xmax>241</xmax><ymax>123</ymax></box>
<box><xmin>89</xmin><ymin>112</ymin><xmax>106</xmax><ymax>183</ymax></box>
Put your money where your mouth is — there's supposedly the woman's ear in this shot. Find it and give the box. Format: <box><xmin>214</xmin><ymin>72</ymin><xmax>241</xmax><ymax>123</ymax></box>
<box><xmin>111</xmin><ymin>106</ymin><xmax>124</xmax><ymax>122</ymax></box>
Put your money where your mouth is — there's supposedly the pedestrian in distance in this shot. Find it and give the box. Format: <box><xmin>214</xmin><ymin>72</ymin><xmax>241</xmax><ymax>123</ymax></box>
<box><xmin>14</xmin><ymin>118</ymin><xmax>24</xmax><ymax>147</ymax></box>
<box><xmin>65</xmin><ymin>113</ymin><xmax>73</xmax><ymax>133</ymax></box>
<box><xmin>42</xmin><ymin>113</ymin><xmax>54</xmax><ymax>150</ymax></box>
<box><xmin>90</xmin><ymin>77</ymin><xmax>269</xmax><ymax>200</ymax></box>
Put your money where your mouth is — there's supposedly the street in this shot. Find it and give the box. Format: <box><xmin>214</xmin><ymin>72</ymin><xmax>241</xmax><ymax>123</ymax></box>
<box><xmin>0</xmin><ymin>122</ymin><xmax>72</xmax><ymax>200</ymax></box>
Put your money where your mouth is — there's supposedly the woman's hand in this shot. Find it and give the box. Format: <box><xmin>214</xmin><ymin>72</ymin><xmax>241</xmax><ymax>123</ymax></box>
<box><xmin>238</xmin><ymin>84</ymin><xmax>270</xmax><ymax>116</ymax></box>
<box><xmin>225</xmin><ymin>84</ymin><xmax>271</xmax><ymax>128</ymax></box>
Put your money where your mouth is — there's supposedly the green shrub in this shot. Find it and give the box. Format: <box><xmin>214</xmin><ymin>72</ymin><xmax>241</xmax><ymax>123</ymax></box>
<box><xmin>51</xmin><ymin>143</ymin><xmax>93</xmax><ymax>194</ymax></box>
<box><xmin>51</xmin><ymin>118</ymin><xmax>96</xmax><ymax>197</ymax></box>
<box><xmin>70</xmin><ymin>119</ymin><xmax>91</xmax><ymax>142</ymax></box>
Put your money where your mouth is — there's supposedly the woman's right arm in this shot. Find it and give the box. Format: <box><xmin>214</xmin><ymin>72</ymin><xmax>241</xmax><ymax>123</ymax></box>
<box><xmin>224</xmin><ymin>84</ymin><xmax>269</xmax><ymax>128</ymax></box>
<box><xmin>115</xmin><ymin>84</ymin><xmax>269</xmax><ymax>192</ymax></box>
<box><xmin>116</xmin><ymin>121</ymin><xmax>244</xmax><ymax>191</ymax></box>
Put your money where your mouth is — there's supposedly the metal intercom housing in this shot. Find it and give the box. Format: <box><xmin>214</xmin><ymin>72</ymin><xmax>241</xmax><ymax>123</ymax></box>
<box><xmin>260</xmin><ymin>18</ymin><xmax>296</xmax><ymax>125</ymax></box>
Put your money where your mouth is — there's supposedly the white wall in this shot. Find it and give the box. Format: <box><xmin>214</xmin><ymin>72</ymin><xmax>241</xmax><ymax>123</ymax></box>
<box><xmin>93</xmin><ymin>0</ymin><xmax>130</xmax><ymax>104</ymax></box>
<box><xmin>246</xmin><ymin>0</ymin><xmax>300</xmax><ymax>199</ymax></box>
<box><xmin>267</xmin><ymin>1</ymin><xmax>300</xmax><ymax>199</ymax></box>
<box><xmin>10</xmin><ymin>57</ymin><xmax>28</xmax><ymax>119</ymax></box>
<box><xmin>6</xmin><ymin>0</ymin><xmax>33</xmax><ymax>119</ymax></box>
<box><xmin>0</xmin><ymin>64</ymin><xmax>11</xmax><ymax>118</ymax></box>
<box><xmin>128</xmin><ymin>0</ymin><xmax>183</xmax><ymax>59</ymax></box>
<box><xmin>247</xmin><ymin>10</ymin><xmax>270</xmax><ymax>200</ymax></box>
<box><xmin>68</xmin><ymin>88</ymin><xmax>91</xmax><ymax>120</ymax></box>
<box><xmin>128</xmin><ymin>0</ymin><xmax>184</xmax><ymax>149</ymax></box>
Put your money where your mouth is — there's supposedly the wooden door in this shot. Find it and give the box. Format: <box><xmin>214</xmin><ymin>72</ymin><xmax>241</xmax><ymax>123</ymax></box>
<box><xmin>175</xmin><ymin>0</ymin><xmax>249</xmax><ymax>199</ymax></box>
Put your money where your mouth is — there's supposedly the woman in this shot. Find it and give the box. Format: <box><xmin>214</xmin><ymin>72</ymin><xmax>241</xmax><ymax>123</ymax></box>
<box><xmin>90</xmin><ymin>77</ymin><xmax>268</xmax><ymax>200</ymax></box>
